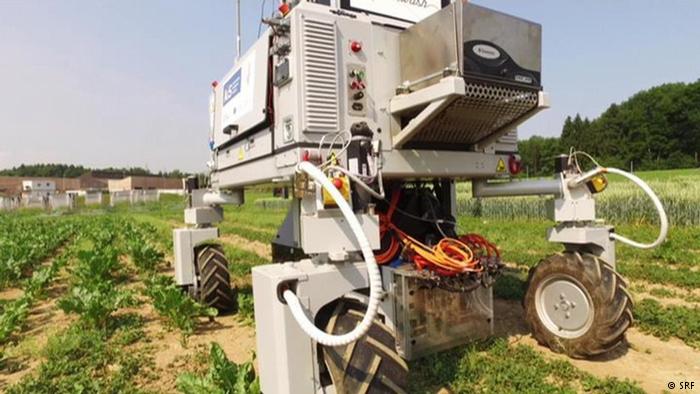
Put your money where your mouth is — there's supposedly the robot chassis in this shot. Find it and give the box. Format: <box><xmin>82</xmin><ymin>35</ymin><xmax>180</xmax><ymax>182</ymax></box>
<box><xmin>173</xmin><ymin>1</ymin><xmax>668</xmax><ymax>392</ymax></box>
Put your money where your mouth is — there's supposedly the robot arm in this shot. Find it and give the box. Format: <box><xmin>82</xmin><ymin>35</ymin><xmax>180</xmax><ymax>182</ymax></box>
<box><xmin>473</xmin><ymin>153</ymin><xmax>669</xmax><ymax>253</ymax></box>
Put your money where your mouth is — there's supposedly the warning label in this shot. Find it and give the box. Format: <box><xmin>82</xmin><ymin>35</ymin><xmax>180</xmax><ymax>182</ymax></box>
<box><xmin>496</xmin><ymin>158</ymin><xmax>507</xmax><ymax>173</ymax></box>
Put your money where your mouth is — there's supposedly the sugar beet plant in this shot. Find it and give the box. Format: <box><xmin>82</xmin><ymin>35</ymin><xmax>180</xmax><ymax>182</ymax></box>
<box><xmin>145</xmin><ymin>274</ymin><xmax>217</xmax><ymax>341</ymax></box>
<box><xmin>176</xmin><ymin>342</ymin><xmax>260</xmax><ymax>394</ymax></box>
<box><xmin>122</xmin><ymin>220</ymin><xmax>166</xmax><ymax>273</ymax></box>
<box><xmin>0</xmin><ymin>215</ymin><xmax>75</xmax><ymax>288</ymax></box>
<box><xmin>58</xmin><ymin>221</ymin><xmax>135</xmax><ymax>330</ymax></box>
<box><xmin>120</xmin><ymin>220</ymin><xmax>218</xmax><ymax>340</ymax></box>
<box><xmin>0</xmin><ymin>253</ymin><xmax>69</xmax><ymax>348</ymax></box>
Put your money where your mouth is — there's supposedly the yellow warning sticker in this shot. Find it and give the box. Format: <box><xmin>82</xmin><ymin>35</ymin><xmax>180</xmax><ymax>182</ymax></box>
<box><xmin>496</xmin><ymin>158</ymin><xmax>507</xmax><ymax>173</ymax></box>
<box><xmin>238</xmin><ymin>147</ymin><xmax>245</xmax><ymax>161</ymax></box>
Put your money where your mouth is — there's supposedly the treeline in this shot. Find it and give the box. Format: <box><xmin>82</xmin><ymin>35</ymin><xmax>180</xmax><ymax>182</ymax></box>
<box><xmin>0</xmin><ymin>163</ymin><xmax>187</xmax><ymax>179</ymax></box>
<box><xmin>520</xmin><ymin>80</ymin><xmax>700</xmax><ymax>176</ymax></box>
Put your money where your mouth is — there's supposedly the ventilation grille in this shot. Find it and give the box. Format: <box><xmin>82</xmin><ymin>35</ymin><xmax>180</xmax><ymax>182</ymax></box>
<box><xmin>409</xmin><ymin>82</ymin><xmax>538</xmax><ymax>146</ymax></box>
<box><xmin>301</xmin><ymin>18</ymin><xmax>339</xmax><ymax>134</ymax></box>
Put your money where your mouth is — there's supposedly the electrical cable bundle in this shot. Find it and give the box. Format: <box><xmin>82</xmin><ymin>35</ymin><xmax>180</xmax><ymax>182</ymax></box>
<box><xmin>376</xmin><ymin>188</ymin><xmax>501</xmax><ymax>278</ymax></box>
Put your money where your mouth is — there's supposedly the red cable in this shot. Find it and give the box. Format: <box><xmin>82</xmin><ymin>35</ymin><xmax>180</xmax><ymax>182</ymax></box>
<box><xmin>376</xmin><ymin>190</ymin><xmax>401</xmax><ymax>265</ymax></box>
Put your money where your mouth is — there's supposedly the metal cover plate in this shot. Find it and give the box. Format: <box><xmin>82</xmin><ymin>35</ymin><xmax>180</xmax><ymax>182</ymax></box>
<box><xmin>405</xmin><ymin>82</ymin><xmax>539</xmax><ymax>147</ymax></box>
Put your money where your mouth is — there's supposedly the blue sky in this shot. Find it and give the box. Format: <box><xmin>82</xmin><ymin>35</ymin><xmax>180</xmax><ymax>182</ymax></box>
<box><xmin>1</xmin><ymin>1</ymin><xmax>698</xmax><ymax>172</ymax></box>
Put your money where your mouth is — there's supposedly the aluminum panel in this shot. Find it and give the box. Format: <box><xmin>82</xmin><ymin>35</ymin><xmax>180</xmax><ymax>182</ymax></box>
<box><xmin>387</xmin><ymin>265</ymin><xmax>493</xmax><ymax>360</ymax></box>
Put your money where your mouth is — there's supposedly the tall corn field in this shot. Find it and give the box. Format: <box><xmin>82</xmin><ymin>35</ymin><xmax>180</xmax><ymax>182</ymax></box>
<box><xmin>456</xmin><ymin>170</ymin><xmax>700</xmax><ymax>226</ymax></box>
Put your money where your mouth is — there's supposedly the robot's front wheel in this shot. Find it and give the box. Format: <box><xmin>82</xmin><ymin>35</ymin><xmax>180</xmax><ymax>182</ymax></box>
<box><xmin>321</xmin><ymin>299</ymin><xmax>408</xmax><ymax>394</ymax></box>
<box><xmin>192</xmin><ymin>244</ymin><xmax>236</xmax><ymax>312</ymax></box>
<box><xmin>524</xmin><ymin>252</ymin><xmax>633</xmax><ymax>359</ymax></box>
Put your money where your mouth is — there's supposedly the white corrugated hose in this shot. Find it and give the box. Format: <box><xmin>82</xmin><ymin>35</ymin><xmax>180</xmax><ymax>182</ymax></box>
<box><xmin>572</xmin><ymin>167</ymin><xmax>669</xmax><ymax>249</ymax></box>
<box><xmin>282</xmin><ymin>161</ymin><xmax>383</xmax><ymax>347</ymax></box>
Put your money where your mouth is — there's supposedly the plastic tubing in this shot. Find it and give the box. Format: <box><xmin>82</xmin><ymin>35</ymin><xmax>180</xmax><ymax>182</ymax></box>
<box><xmin>282</xmin><ymin>161</ymin><xmax>383</xmax><ymax>346</ymax></box>
<box><xmin>572</xmin><ymin>167</ymin><xmax>669</xmax><ymax>249</ymax></box>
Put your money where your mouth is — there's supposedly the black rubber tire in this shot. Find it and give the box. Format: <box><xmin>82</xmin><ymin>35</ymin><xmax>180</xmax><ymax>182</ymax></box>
<box><xmin>524</xmin><ymin>252</ymin><xmax>633</xmax><ymax>359</ymax></box>
<box><xmin>321</xmin><ymin>299</ymin><xmax>408</xmax><ymax>394</ymax></box>
<box><xmin>195</xmin><ymin>244</ymin><xmax>235</xmax><ymax>312</ymax></box>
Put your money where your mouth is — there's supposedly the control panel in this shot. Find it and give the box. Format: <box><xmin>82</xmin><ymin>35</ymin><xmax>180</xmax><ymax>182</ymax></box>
<box><xmin>347</xmin><ymin>64</ymin><xmax>367</xmax><ymax>117</ymax></box>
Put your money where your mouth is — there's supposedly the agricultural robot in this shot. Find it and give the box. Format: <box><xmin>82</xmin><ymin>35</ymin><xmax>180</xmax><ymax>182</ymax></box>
<box><xmin>173</xmin><ymin>1</ymin><xmax>669</xmax><ymax>392</ymax></box>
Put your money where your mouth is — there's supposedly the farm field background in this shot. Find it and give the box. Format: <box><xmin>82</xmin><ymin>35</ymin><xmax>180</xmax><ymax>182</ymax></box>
<box><xmin>1</xmin><ymin>169</ymin><xmax>699</xmax><ymax>393</ymax></box>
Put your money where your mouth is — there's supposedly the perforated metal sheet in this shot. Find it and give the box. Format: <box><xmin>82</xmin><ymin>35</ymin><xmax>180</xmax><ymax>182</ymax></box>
<box><xmin>411</xmin><ymin>82</ymin><xmax>539</xmax><ymax>146</ymax></box>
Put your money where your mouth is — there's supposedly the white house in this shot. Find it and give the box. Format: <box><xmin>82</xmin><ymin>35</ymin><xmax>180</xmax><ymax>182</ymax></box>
<box><xmin>22</xmin><ymin>180</ymin><xmax>56</xmax><ymax>193</ymax></box>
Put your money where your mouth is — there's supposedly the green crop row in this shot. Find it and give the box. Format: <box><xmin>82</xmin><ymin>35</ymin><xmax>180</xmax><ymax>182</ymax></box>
<box><xmin>0</xmin><ymin>254</ymin><xmax>68</xmax><ymax>345</ymax></box>
<box><xmin>634</xmin><ymin>299</ymin><xmax>700</xmax><ymax>349</ymax></box>
<box><xmin>6</xmin><ymin>322</ymin><xmax>148</xmax><ymax>394</ymax></box>
<box><xmin>6</xmin><ymin>216</ymin><xmax>151</xmax><ymax>392</ymax></box>
<box><xmin>409</xmin><ymin>337</ymin><xmax>642</xmax><ymax>393</ymax></box>
<box><xmin>58</xmin><ymin>218</ymin><xmax>137</xmax><ymax>330</ymax></box>
<box><xmin>0</xmin><ymin>215</ymin><xmax>76</xmax><ymax>288</ymax></box>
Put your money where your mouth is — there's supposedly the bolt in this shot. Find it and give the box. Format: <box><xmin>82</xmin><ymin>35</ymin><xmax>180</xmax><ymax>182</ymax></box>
<box><xmin>565</xmin><ymin>312</ymin><xmax>571</xmax><ymax>319</ymax></box>
<box><xmin>560</xmin><ymin>293</ymin><xmax>565</xmax><ymax>300</ymax></box>
<box><xmin>554</xmin><ymin>304</ymin><xmax>558</xmax><ymax>310</ymax></box>
<box><xmin>571</xmin><ymin>302</ymin><xmax>576</xmax><ymax>308</ymax></box>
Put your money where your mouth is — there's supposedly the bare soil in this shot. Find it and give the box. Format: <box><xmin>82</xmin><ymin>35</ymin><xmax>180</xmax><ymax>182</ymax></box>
<box><xmin>0</xmin><ymin>287</ymin><xmax>23</xmax><ymax>301</ymax></box>
<box><xmin>125</xmin><ymin>298</ymin><xmax>256</xmax><ymax>393</ymax></box>
<box><xmin>0</xmin><ymin>280</ymin><xmax>73</xmax><ymax>388</ymax></box>
<box><xmin>494</xmin><ymin>299</ymin><xmax>700</xmax><ymax>394</ymax></box>
<box><xmin>219</xmin><ymin>234</ymin><xmax>271</xmax><ymax>260</ymax></box>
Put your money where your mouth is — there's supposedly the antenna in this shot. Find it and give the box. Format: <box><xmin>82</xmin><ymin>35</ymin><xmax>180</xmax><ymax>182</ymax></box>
<box><xmin>236</xmin><ymin>0</ymin><xmax>242</xmax><ymax>62</ymax></box>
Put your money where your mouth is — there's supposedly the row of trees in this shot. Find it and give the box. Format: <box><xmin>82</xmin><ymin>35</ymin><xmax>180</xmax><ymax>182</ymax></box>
<box><xmin>0</xmin><ymin>163</ymin><xmax>186</xmax><ymax>179</ymax></box>
<box><xmin>519</xmin><ymin>80</ymin><xmax>700</xmax><ymax>176</ymax></box>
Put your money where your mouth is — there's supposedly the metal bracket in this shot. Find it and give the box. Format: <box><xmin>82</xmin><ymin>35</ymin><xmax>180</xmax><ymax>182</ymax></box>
<box><xmin>547</xmin><ymin>224</ymin><xmax>616</xmax><ymax>268</ymax></box>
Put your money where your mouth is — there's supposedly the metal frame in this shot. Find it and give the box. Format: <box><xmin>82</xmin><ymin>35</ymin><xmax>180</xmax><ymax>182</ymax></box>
<box><xmin>252</xmin><ymin>259</ymin><xmax>381</xmax><ymax>394</ymax></box>
<box><xmin>173</xmin><ymin>227</ymin><xmax>219</xmax><ymax>287</ymax></box>
<box><xmin>473</xmin><ymin>173</ymin><xmax>617</xmax><ymax>266</ymax></box>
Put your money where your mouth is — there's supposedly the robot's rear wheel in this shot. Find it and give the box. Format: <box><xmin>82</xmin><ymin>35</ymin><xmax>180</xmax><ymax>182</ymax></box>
<box><xmin>322</xmin><ymin>299</ymin><xmax>408</xmax><ymax>394</ymax></box>
<box><xmin>193</xmin><ymin>244</ymin><xmax>236</xmax><ymax>312</ymax></box>
<box><xmin>524</xmin><ymin>252</ymin><xmax>633</xmax><ymax>358</ymax></box>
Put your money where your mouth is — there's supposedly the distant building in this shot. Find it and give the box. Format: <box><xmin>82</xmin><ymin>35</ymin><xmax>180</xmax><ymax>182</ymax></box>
<box><xmin>77</xmin><ymin>171</ymin><xmax>125</xmax><ymax>191</ymax></box>
<box><xmin>0</xmin><ymin>176</ymin><xmax>80</xmax><ymax>196</ymax></box>
<box><xmin>22</xmin><ymin>180</ymin><xmax>56</xmax><ymax>193</ymax></box>
<box><xmin>0</xmin><ymin>174</ymin><xmax>182</xmax><ymax>197</ymax></box>
<box><xmin>108</xmin><ymin>176</ymin><xmax>182</xmax><ymax>192</ymax></box>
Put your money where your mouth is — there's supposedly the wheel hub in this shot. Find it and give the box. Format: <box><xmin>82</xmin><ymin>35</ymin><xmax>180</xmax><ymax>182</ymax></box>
<box><xmin>535</xmin><ymin>275</ymin><xmax>593</xmax><ymax>339</ymax></box>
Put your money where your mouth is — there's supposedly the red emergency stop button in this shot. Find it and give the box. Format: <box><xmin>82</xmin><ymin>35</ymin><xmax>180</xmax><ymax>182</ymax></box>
<box><xmin>332</xmin><ymin>178</ymin><xmax>343</xmax><ymax>189</ymax></box>
<box><xmin>279</xmin><ymin>3</ymin><xmax>290</xmax><ymax>16</ymax></box>
<box><xmin>351</xmin><ymin>41</ymin><xmax>362</xmax><ymax>53</ymax></box>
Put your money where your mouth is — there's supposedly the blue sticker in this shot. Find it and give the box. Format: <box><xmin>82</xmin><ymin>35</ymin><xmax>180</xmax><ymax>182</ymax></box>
<box><xmin>223</xmin><ymin>69</ymin><xmax>242</xmax><ymax>105</ymax></box>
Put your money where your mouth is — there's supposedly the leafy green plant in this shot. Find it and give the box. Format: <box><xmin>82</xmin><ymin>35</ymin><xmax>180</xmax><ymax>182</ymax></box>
<box><xmin>635</xmin><ymin>299</ymin><xmax>700</xmax><ymax>349</ymax></box>
<box><xmin>70</xmin><ymin>246</ymin><xmax>120</xmax><ymax>283</ymax></box>
<box><xmin>6</xmin><ymin>325</ymin><xmax>142</xmax><ymax>394</ymax></box>
<box><xmin>0</xmin><ymin>216</ymin><xmax>75</xmax><ymax>288</ymax></box>
<box><xmin>58</xmin><ymin>282</ymin><xmax>135</xmax><ymax>329</ymax></box>
<box><xmin>59</xmin><ymin>226</ymin><xmax>136</xmax><ymax>330</ymax></box>
<box><xmin>126</xmin><ymin>237</ymin><xmax>165</xmax><ymax>273</ymax></box>
<box><xmin>236</xmin><ymin>291</ymin><xmax>255</xmax><ymax>326</ymax></box>
<box><xmin>0</xmin><ymin>298</ymin><xmax>30</xmax><ymax>343</ymax></box>
<box><xmin>145</xmin><ymin>275</ymin><xmax>217</xmax><ymax>339</ymax></box>
<box><xmin>409</xmin><ymin>338</ymin><xmax>643</xmax><ymax>393</ymax></box>
<box><xmin>0</xmin><ymin>254</ymin><xmax>68</xmax><ymax>344</ymax></box>
<box><xmin>176</xmin><ymin>342</ymin><xmax>260</xmax><ymax>394</ymax></box>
